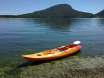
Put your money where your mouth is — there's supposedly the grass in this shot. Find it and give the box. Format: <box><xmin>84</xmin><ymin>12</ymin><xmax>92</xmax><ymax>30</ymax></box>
<box><xmin>1</xmin><ymin>56</ymin><xmax>104</xmax><ymax>78</ymax></box>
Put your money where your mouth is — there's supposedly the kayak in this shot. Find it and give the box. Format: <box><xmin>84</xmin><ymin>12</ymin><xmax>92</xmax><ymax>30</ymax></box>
<box><xmin>22</xmin><ymin>42</ymin><xmax>81</xmax><ymax>62</ymax></box>
<box><xmin>22</xmin><ymin>44</ymin><xmax>81</xmax><ymax>62</ymax></box>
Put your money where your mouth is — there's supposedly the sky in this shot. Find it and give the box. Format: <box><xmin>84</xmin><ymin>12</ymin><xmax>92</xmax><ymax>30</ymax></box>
<box><xmin>0</xmin><ymin>0</ymin><xmax>104</xmax><ymax>15</ymax></box>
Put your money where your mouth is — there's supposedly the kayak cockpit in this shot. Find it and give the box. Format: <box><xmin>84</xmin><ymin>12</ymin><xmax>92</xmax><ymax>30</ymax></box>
<box><xmin>57</xmin><ymin>44</ymin><xmax>78</xmax><ymax>51</ymax></box>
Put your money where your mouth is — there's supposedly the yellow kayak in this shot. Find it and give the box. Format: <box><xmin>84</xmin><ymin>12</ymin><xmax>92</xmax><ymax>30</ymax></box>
<box><xmin>22</xmin><ymin>43</ymin><xmax>81</xmax><ymax>62</ymax></box>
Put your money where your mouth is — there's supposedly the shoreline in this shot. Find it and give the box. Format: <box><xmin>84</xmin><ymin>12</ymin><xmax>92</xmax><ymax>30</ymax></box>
<box><xmin>1</xmin><ymin>56</ymin><xmax>104</xmax><ymax>78</ymax></box>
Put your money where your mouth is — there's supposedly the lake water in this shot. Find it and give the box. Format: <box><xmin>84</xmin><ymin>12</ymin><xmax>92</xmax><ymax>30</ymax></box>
<box><xmin>0</xmin><ymin>18</ymin><xmax>104</xmax><ymax>63</ymax></box>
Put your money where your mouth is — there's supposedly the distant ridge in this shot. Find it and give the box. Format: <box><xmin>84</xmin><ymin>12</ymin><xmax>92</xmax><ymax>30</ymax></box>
<box><xmin>95</xmin><ymin>10</ymin><xmax>104</xmax><ymax>18</ymax></box>
<box><xmin>0</xmin><ymin>4</ymin><xmax>95</xmax><ymax>18</ymax></box>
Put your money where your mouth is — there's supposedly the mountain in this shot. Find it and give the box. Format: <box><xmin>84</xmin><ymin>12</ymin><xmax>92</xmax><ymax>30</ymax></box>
<box><xmin>18</xmin><ymin>4</ymin><xmax>93</xmax><ymax>18</ymax></box>
<box><xmin>95</xmin><ymin>10</ymin><xmax>104</xmax><ymax>18</ymax></box>
<box><xmin>0</xmin><ymin>4</ymin><xmax>94</xmax><ymax>18</ymax></box>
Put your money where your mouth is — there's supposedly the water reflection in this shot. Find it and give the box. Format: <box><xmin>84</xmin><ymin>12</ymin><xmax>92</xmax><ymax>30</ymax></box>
<box><xmin>97</xmin><ymin>18</ymin><xmax>104</xmax><ymax>25</ymax></box>
<box><xmin>33</xmin><ymin>18</ymin><xmax>74</xmax><ymax>31</ymax></box>
<box><xmin>90</xmin><ymin>18</ymin><xmax>104</xmax><ymax>31</ymax></box>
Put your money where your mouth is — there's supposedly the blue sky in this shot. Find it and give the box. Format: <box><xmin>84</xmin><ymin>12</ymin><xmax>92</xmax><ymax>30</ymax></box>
<box><xmin>0</xmin><ymin>0</ymin><xmax>104</xmax><ymax>15</ymax></box>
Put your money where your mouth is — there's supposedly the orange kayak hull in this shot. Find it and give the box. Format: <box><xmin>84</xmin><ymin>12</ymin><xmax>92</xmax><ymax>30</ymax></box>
<box><xmin>22</xmin><ymin>44</ymin><xmax>81</xmax><ymax>62</ymax></box>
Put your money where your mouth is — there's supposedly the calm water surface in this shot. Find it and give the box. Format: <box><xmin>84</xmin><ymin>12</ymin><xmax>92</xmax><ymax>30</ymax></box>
<box><xmin>0</xmin><ymin>18</ymin><xmax>104</xmax><ymax>63</ymax></box>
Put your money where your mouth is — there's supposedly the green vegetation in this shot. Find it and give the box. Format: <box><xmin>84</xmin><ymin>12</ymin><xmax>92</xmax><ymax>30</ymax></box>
<box><xmin>1</xmin><ymin>56</ymin><xmax>104</xmax><ymax>78</ymax></box>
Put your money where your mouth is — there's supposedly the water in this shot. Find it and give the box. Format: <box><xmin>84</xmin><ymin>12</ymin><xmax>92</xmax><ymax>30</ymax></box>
<box><xmin>0</xmin><ymin>18</ymin><xmax>104</xmax><ymax>63</ymax></box>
